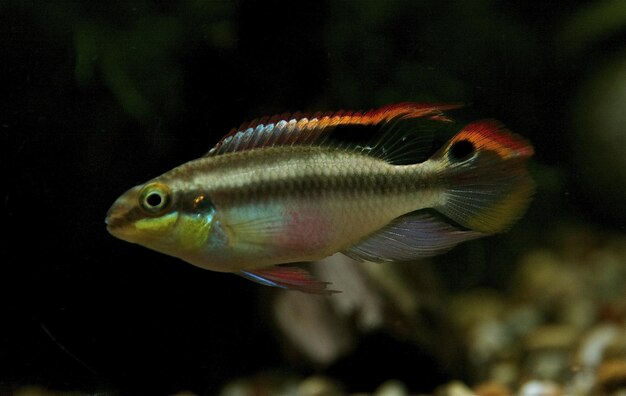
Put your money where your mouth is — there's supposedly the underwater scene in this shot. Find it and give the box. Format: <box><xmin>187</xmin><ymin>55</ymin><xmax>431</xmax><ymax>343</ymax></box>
<box><xmin>3</xmin><ymin>1</ymin><xmax>626</xmax><ymax>395</ymax></box>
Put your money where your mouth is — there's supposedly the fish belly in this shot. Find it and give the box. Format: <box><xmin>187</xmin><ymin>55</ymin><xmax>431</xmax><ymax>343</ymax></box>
<box><xmin>214</xmin><ymin>190</ymin><xmax>435</xmax><ymax>271</ymax></box>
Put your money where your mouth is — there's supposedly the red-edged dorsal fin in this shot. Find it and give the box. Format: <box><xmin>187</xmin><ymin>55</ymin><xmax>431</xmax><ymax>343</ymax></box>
<box><xmin>205</xmin><ymin>103</ymin><xmax>462</xmax><ymax>157</ymax></box>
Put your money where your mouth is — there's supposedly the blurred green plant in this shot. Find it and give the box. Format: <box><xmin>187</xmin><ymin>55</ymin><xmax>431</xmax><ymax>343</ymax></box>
<box><xmin>74</xmin><ymin>17</ymin><xmax>184</xmax><ymax>120</ymax></box>
<box><xmin>323</xmin><ymin>0</ymin><xmax>534</xmax><ymax>109</ymax></box>
<box><xmin>559</xmin><ymin>0</ymin><xmax>626</xmax><ymax>56</ymax></box>
<box><xmin>6</xmin><ymin>0</ymin><xmax>235</xmax><ymax>122</ymax></box>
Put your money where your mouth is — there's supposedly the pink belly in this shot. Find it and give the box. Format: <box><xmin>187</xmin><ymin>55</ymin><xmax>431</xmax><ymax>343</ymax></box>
<box><xmin>276</xmin><ymin>208</ymin><xmax>333</xmax><ymax>254</ymax></box>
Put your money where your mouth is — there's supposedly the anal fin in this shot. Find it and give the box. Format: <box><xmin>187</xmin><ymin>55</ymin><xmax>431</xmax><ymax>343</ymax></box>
<box><xmin>344</xmin><ymin>212</ymin><xmax>484</xmax><ymax>263</ymax></box>
<box><xmin>240</xmin><ymin>266</ymin><xmax>339</xmax><ymax>295</ymax></box>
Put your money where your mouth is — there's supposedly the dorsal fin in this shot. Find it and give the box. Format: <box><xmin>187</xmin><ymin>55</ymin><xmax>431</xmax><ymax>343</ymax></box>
<box><xmin>205</xmin><ymin>103</ymin><xmax>462</xmax><ymax>160</ymax></box>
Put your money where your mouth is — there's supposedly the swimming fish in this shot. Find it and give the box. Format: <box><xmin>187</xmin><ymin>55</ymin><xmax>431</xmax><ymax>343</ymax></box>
<box><xmin>106</xmin><ymin>103</ymin><xmax>534</xmax><ymax>294</ymax></box>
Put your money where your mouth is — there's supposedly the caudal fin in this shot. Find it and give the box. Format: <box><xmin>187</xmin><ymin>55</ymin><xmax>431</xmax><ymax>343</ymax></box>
<box><xmin>432</xmin><ymin>120</ymin><xmax>534</xmax><ymax>234</ymax></box>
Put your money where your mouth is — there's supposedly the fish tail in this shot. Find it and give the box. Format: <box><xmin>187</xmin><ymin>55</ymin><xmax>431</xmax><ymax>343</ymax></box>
<box><xmin>432</xmin><ymin>120</ymin><xmax>535</xmax><ymax>234</ymax></box>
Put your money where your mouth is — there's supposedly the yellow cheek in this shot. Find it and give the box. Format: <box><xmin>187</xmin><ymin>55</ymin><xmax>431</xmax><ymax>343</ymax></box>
<box><xmin>135</xmin><ymin>213</ymin><xmax>178</xmax><ymax>232</ymax></box>
<box><xmin>174</xmin><ymin>215</ymin><xmax>212</xmax><ymax>251</ymax></box>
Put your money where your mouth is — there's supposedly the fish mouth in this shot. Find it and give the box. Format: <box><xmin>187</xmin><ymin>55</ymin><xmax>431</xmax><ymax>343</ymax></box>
<box><xmin>106</xmin><ymin>185</ymin><xmax>144</xmax><ymax>234</ymax></box>
<box><xmin>105</xmin><ymin>213</ymin><xmax>126</xmax><ymax>236</ymax></box>
<box><xmin>105</xmin><ymin>213</ymin><xmax>125</xmax><ymax>233</ymax></box>
<box><xmin>105</xmin><ymin>197</ymin><xmax>135</xmax><ymax>238</ymax></box>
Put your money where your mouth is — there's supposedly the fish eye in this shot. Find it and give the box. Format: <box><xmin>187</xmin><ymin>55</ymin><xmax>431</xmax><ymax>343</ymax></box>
<box><xmin>139</xmin><ymin>183</ymin><xmax>172</xmax><ymax>215</ymax></box>
<box><xmin>449</xmin><ymin>139</ymin><xmax>475</xmax><ymax>162</ymax></box>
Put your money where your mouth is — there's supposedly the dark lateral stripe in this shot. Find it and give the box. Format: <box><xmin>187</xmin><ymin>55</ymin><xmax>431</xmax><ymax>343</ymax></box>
<box><xmin>179</xmin><ymin>171</ymin><xmax>436</xmax><ymax>207</ymax></box>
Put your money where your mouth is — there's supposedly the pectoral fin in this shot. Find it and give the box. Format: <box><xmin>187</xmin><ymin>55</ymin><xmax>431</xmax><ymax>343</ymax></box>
<box><xmin>240</xmin><ymin>266</ymin><xmax>339</xmax><ymax>295</ymax></box>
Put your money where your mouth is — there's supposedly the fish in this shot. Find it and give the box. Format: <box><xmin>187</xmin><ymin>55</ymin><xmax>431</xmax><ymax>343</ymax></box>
<box><xmin>106</xmin><ymin>103</ymin><xmax>534</xmax><ymax>294</ymax></box>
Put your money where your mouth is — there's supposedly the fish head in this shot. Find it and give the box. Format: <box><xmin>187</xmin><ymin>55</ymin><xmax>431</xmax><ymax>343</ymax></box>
<box><xmin>106</xmin><ymin>181</ymin><xmax>182</xmax><ymax>248</ymax></box>
<box><xmin>107</xmin><ymin>178</ymin><xmax>221</xmax><ymax>261</ymax></box>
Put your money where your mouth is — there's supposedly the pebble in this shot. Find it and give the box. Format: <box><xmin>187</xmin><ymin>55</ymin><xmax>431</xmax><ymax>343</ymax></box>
<box><xmin>435</xmin><ymin>381</ymin><xmax>477</xmax><ymax>396</ymax></box>
<box><xmin>298</xmin><ymin>375</ymin><xmax>343</xmax><ymax>396</ymax></box>
<box><xmin>576</xmin><ymin>323</ymin><xmax>622</xmax><ymax>368</ymax></box>
<box><xmin>473</xmin><ymin>381</ymin><xmax>511</xmax><ymax>396</ymax></box>
<box><xmin>273</xmin><ymin>290</ymin><xmax>353</xmax><ymax>365</ymax></box>
<box><xmin>374</xmin><ymin>379</ymin><xmax>408</xmax><ymax>396</ymax></box>
<box><xmin>517</xmin><ymin>380</ymin><xmax>562</xmax><ymax>396</ymax></box>
<box><xmin>524</xmin><ymin>325</ymin><xmax>580</xmax><ymax>351</ymax></box>
<box><xmin>596</xmin><ymin>359</ymin><xmax>626</xmax><ymax>395</ymax></box>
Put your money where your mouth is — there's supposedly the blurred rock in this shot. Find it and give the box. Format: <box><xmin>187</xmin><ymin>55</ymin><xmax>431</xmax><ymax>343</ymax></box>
<box><xmin>273</xmin><ymin>289</ymin><xmax>354</xmax><ymax>365</ymax></box>
<box><xmin>576</xmin><ymin>324</ymin><xmax>622</xmax><ymax>368</ymax></box>
<box><xmin>12</xmin><ymin>387</ymin><xmax>97</xmax><ymax>396</ymax></box>
<box><xmin>298</xmin><ymin>375</ymin><xmax>343</xmax><ymax>396</ymax></box>
<box><xmin>449</xmin><ymin>290</ymin><xmax>512</xmax><ymax>371</ymax></box>
<box><xmin>587</xmin><ymin>240</ymin><xmax>626</xmax><ymax>303</ymax></box>
<box><xmin>449</xmin><ymin>290</ymin><xmax>506</xmax><ymax>331</ymax></box>
<box><xmin>468</xmin><ymin>318</ymin><xmax>512</xmax><ymax>368</ymax></box>
<box><xmin>503</xmin><ymin>304</ymin><xmax>543</xmax><ymax>339</ymax></box>
<box><xmin>557</xmin><ymin>298</ymin><xmax>596</xmax><ymax>331</ymax></box>
<box><xmin>596</xmin><ymin>359</ymin><xmax>626</xmax><ymax>395</ymax></box>
<box><xmin>313</xmin><ymin>254</ymin><xmax>386</xmax><ymax>331</ymax></box>
<box><xmin>435</xmin><ymin>381</ymin><xmax>476</xmax><ymax>396</ymax></box>
<box><xmin>524</xmin><ymin>325</ymin><xmax>580</xmax><ymax>351</ymax></box>
<box><xmin>517</xmin><ymin>380</ymin><xmax>562</xmax><ymax>396</ymax></box>
<box><xmin>603</xmin><ymin>328</ymin><xmax>626</xmax><ymax>360</ymax></box>
<box><xmin>523</xmin><ymin>325</ymin><xmax>580</xmax><ymax>381</ymax></box>
<box><xmin>374</xmin><ymin>379</ymin><xmax>408</xmax><ymax>396</ymax></box>
<box><xmin>473</xmin><ymin>381</ymin><xmax>512</xmax><ymax>396</ymax></box>
<box><xmin>512</xmin><ymin>250</ymin><xmax>582</xmax><ymax>307</ymax></box>
<box><xmin>265</xmin><ymin>222</ymin><xmax>625</xmax><ymax>394</ymax></box>
<box><xmin>218</xmin><ymin>374</ymin><xmax>300</xmax><ymax>396</ymax></box>
<box><xmin>487</xmin><ymin>360</ymin><xmax>519</xmax><ymax>388</ymax></box>
<box><xmin>566</xmin><ymin>365</ymin><xmax>597</xmax><ymax>396</ymax></box>
<box><xmin>14</xmin><ymin>387</ymin><xmax>53</xmax><ymax>396</ymax></box>
<box><xmin>273</xmin><ymin>254</ymin><xmax>461</xmax><ymax>369</ymax></box>
<box><xmin>14</xmin><ymin>387</ymin><xmax>82</xmax><ymax>396</ymax></box>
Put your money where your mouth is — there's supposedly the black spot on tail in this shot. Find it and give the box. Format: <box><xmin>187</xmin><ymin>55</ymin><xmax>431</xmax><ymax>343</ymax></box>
<box><xmin>449</xmin><ymin>140</ymin><xmax>475</xmax><ymax>161</ymax></box>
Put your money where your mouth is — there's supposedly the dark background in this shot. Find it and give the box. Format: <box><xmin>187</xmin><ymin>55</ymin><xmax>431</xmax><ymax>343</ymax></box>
<box><xmin>2</xmin><ymin>0</ymin><xmax>625</xmax><ymax>394</ymax></box>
